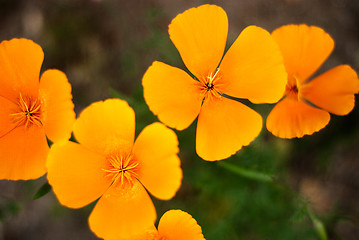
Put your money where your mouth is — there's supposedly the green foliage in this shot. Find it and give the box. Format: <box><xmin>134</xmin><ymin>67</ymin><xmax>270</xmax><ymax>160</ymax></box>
<box><xmin>33</xmin><ymin>182</ymin><xmax>52</xmax><ymax>200</ymax></box>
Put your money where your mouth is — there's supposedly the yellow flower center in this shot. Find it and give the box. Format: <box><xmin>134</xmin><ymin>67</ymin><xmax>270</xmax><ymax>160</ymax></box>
<box><xmin>11</xmin><ymin>93</ymin><xmax>42</xmax><ymax>128</ymax></box>
<box><xmin>198</xmin><ymin>68</ymin><xmax>222</xmax><ymax>101</ymax></box>
<box><xmin>102</xmin><ymin>153</ymin><xmax>140</xmax><ymax>187</ymax></box>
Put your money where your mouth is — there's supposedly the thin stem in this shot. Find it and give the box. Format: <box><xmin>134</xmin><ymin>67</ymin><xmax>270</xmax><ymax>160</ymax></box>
<box><xmin>218</xmin><ymin>161</ymin><xmax>273</xmax><ymax>183</ymax></box>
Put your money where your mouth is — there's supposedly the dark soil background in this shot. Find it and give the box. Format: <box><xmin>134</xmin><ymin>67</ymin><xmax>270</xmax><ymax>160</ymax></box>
<box><xmin>0</xmin><ymin>0</ymin><xmax>359</xmax><ymax>239</ymax></box>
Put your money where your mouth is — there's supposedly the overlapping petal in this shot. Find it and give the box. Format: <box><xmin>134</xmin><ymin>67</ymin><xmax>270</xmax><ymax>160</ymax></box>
<box><xmin>158</xmin><ymin>210</ymin><xmax>205</xmax><ymax>240</ymax></box>
<box><xmin>301</xmin><ymin>65</ymin><xmax>359</xmax><ymax>115</ymax></box>
<box><xmin>73</xmin><ymin>99</ymin><xmax>135</xmax><ymax>155</ymax></box>
<box><xmin>39</xmin><ymin>69</ymin><xmax>75</xmax><ymax>142</ymax></box>
<box><xmin>142</xmin><ymin>61</ymin><xmax>202</xmax><ymax>130</ymax></box>
<box><xmin>272</xmin><ymin>24</ymin><xmax>334</xmax><ymax>82</ymax></box>
<box><xmin>196</xmin><ymin>97</ymin><xmax>262</xmax><ymax>161</ymax></box>
<box><xmin>219</xmin><ymin>26</ymin><xmax>287</xmax><ymax>103</ymax></box>
<box><xmin>0</xmin><ymin>38</ymin><xmax>43</xmax><ymax>101</ymax></box>
<box><xmin>266</xmin><ymin>97</ymin><xmax>330</xmax><ymax>138</ymax></box>
<box><xmin>133</xmin><ymin>122</ymin><xmax>182</xmax><ymax>200</ymax></box>
<box><xmin>0</xmin><ymin>125</ymin><xmax>48</xmax><ymax>180</ymax></box>
<box><xmin>89</xmin><ymin>181</ymin><xmax>156</xmax><ymax>240</ymax></box>
<box><xmin>47</xmin><ymin>141</ymin><xmax>110</xmax><ymax>208</ymax></box>
<box><xmin>169</xmin><ymin>4</ymin><xmax>228</xmax><ymax>79</ymax></box>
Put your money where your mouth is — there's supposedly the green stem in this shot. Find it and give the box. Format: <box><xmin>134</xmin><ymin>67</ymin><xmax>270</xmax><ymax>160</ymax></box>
<box><xmin>218</xmin><ymin>161</ymin><xmax>273</xmax><ymax>183</ymax></box>
<box><xmin>307</xmin><ymin>207</ymin><xmax>328</xmax><ymax>240</ymax></box>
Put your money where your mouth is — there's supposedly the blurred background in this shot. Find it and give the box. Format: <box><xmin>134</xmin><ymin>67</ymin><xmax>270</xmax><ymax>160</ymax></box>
<box><xmin>1</xmin><ymin>0</ymin><xmax>359</xmax><ymax>239</ymax></box>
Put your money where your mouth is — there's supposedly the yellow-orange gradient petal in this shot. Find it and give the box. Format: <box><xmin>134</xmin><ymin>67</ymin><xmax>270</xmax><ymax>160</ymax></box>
<box><xmin>169</xmin><ymin>4</ymin><xmax>228</xmax><ymax>79</ymax></box>
<box><xmin>266</xmin><ymin>97</ymin><xmax>330</xmax><ymax>138</ymax></box>
<box><xmin>0</xmin><ymin>126</ymin><xmax>48</xmax><ymax>180</ymax></box>
<box><xmin>39</xmin><ymin>69</ymin><xmax>75</xmax><ymax>142</ymax></box>
<box><xmin>73</xmin><ymin>99</ymin><xmax>135</xmax><ymax>155</ymax></box>
<box><xmin>158</xmin><ymin>210</ymin><xmax>205</xmax><ymax>240</ymax></box>
<box><xmin>0</xmin><ymin>38</ymin><xmax>43</xmax><ymax>101</ymax></box>
<box><xmin>301</xmin><ymin>65</ymin><xmax>359</xmax><ymax>116</ymax></box>
<box><xmin>0</xmin><ymin>96</ymin><xmax>18</xmax><ymax>138</ymax></box>
<box><xmin>133</xmin><ymin>122</ymin><xmax>182</xmax><ymax>200</ymax></box>
<box><xmin>196</xmin><ymin>97</ymin><xmax>262</xmax><ymax>161</ymax></box>
<box><xmin>219</xmin><ymin>25</ymin><xmax>287</xmax><ymax>103</ymax></box>
<box><xmin>106</xmin><ymin>226</ymin><xmax>158</xmax><ymax>240</ymax></box>
<box><xmin>272</xmin><ymin>24</ymin><xmax>334</xmax><ymax>82</ymax></box>
<box><xmin>47</xmin><ymin>141</ymin><xmax>110</xmax><ymax>208</ymax></box>
<box><xmin>142</xmin><ymin>61</ymin><xmax>202</xmax><ymax>130</ymax></box>
<box><xmin>89</xmin><ymin>181</ymin><xmax>156</xmax><ymax>240</ymax></box>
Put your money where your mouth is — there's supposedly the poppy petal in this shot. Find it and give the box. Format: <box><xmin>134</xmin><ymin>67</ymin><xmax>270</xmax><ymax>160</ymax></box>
<box><xmin>301</xmin><ymin>65</ymin><xmax>359</xmax><ymax>115</ymax></box>
<box><xmin>169</xmin><ymin>4</ymin><xmax>228</xmax><ymax>79</ymax></box>
<box><xmin>0</xmin><ymin>126</ymin><xmax>48</xmax><ymax>180</ymax></box>
<box><xmin>0</xmin><ymin>38</ymin><xmax>43</xmax><ymax>101</ymax></box>
<box><xmin>47</xmin><ymin>141</ymin><xmax>110</xmax><ymax>208</ymax></box>
<box><xmin>142</xmin><ymin>61</ymin><xmax>202</xmax><ymax>130</ymax></box>
<box><xmin>133</xmin><ymin>122</ymin><xmax>182</xmax><ymax>200</ymax></box>
<box><xmin>219</xmin><ymin>25</ymin><xmax>287</xmax><ymax>103</ymax></box>
<box><xmin>73</xmin><ymin>99</ymin><xmax>135</xmax><ymax>155</ymax></box>
<box><xmin>272</xmin><ymin>24</ymin><xmax>334</xmax><ymax>82</ymax></box>
<box><xmin>0</xmin><ymin>96</ymin><xmax>18</xmax><ymax>138</ymax></box>
<box><xmin>196</xmin><ymin>97</ymin><xmax>262</xmax><ymax>161</ymax></box>
<box><xmin>158</xmin><ymin>210</ymin><xmax>205</xmax><ymax>240</ymax></box>
<box><xmin>89</xmin><ymin>181</ymin><xmax>156</xmax><ymax>240</ymax></box>
<box><xmin>39</xmin><ymin>69</ymin><xmax>75</xmax><ymax>142</ymax></box>
<box><xmin>266</xmin><ymin>97</ymin><xmax>330</xmax><ymax>138</ymax></box>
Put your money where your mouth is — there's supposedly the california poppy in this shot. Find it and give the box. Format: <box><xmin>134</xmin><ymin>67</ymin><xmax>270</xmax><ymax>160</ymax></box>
<box><xmin>110</xmin><ymin>209</ymin><xmax>205</xmax><ymax>240</ymax></box>
<box><xmin>0</xmin><ymin>38</ymin><xmax>75</xmax><ymax>180</ymax></box>
<box><xmin>47</xmin><ymin>99</ymin><xmax>182</xmax><ymax>239</ymax></box>
<box><xmin>266</xmin><ymin>24</ymin><xmax>359</xmax><ymax>138</ymax></box>
<box><xmin>142</xmin><ymin>4</ymin><xmax>287</xmax><ymax>161</ymax></box>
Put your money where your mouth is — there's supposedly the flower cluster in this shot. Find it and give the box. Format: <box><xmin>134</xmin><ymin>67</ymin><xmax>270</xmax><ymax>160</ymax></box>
<box><xmin>0</xmin><ymin>3</ymin><xmax>358</xmax><ymax>240</ymax></box>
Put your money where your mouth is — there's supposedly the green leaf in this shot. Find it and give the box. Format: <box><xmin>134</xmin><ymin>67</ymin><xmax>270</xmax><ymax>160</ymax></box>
<box><xmin>33</xmin><ymin>182</ymin><xmax>52</xmax><ymax>200</ymax></box>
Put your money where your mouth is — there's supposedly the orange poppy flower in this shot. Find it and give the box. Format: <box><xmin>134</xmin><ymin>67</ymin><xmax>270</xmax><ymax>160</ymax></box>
<box><xmin>110</xmin><ymin>209</ymin><xmax>205</xmax><ymax>240</ymax></box>
<box><xmin>142</xmin><ymin>4</ymin><xmax>287</xmax><ymax>161</ymax></box>
<box><xmin>46</xmin><ymin>99</ymin><xmax>183</xmax><ymax>240</ymax></box>
<box><xmin>0</xmin><ymin>38</ymin><xmax>75</xmax><ymax>180</ymax></box>
<box><xmin>266</xmin><ymin>24</ymin><xmax>359</xmax><ymax>138</ymax></box>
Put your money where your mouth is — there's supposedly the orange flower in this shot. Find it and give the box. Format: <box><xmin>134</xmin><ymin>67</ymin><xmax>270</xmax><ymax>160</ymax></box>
<box><xmin>46</xmin><ymin>99</ymin><xmax>183</xmax><ymax>240</ymax></box>
<box><xmin>110</xmin><ymin>210</ymin><xmax>205</xmax><ymax>240</ymax></box>
<box><xmin>0</xmin><ymin>38</ymin><xmax>75</xmax><ymax>180</ymax></box>
<box><xmin>266</xmin><ymin>24</ymin><xmax>359</xmax><ymax>138</ymax></box>
<box><xmin>142</xmin><ymin>4</ymin><xmax>287</xmax><ymax>161</ymax></box>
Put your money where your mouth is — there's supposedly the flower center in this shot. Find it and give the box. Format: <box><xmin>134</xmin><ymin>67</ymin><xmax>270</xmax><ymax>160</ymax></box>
<box><xmin>198</xmin><ymin>68</ymin><xmax>222</xmax><ymax>100</ymax></box>
<box><xmin>285</xmin><ymin>75</ymin><xmax>300</xmax><ymax>100</ymax></box>
<box><xmin>11</xmin><ymin>93</ymin><xmax>42</xmax><ymax>128</ymax></box>
<box><xmin>102</xmin><ymin>153</ymin><xmax>140</xmax><ymax>187</ymax></box>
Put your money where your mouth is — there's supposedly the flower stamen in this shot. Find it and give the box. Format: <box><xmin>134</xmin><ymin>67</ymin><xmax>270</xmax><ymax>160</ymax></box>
<box><xmin>102</xmin><ymin>154</ymin><xmax>140</xmax><ymax>186</ymax></box>
<box><xmin>11</xmin><ymin>93</ymin><xmax>42</xmax><ymax>128</ymax></box>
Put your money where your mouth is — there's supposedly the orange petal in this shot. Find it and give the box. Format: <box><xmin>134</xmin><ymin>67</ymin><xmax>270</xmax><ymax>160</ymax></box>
<box><xmin>0</xmin><ymin>96</ymin><xmax>18</xmax><ymax>138</ymax></box>
<box><xmin>47</xmin><ymin>141</ymin><xmax>110</xmax><ymax>208</ymax></box>
<box><xmin>142</xmin><ymin>61</ymin><xmax>202</xmax><ymax>130</ymax></box>
<box><xmin>73</xmin><ymin>99</ymin><xmax>135</xmax><ymax>155</ymax></box>
<box><xmin>0</xmin><ymin>125</ymin><xmax>48</xmax><ymax>180</ymax></box>
<box><xmin>196</xmin><ymin>97</ymin><xmax>262</xmax><ymax>161</ymax></box>
<box><xmin>266</xmin><ymin>97</ymin><xmax>330</xmax><ymax>138</ymax></box>
<box><xmin>168</xmin><ymin>4</ymin><xmax>228</xmax><ymax>78</ymax></box>
<box><xmin>105</xmin><ymin>227</ymin><xmax>158</xmax><ymax>240</ymax></box>
<box><xmin>39</xmin><ymin>69</ymin><xmax>75</xmax><ymax>142</ymax></box>
<box><xmin>301</xmin><ymin>65</ymin><xmax>359</xmax><ymax>115</ymax></box>
<box><xmin>0</xmin><ymin>38</ymin><xmax>43</xmax><ymax>101</ymax></box>
<box><xmin>219</xmin><ymin>25</ymin><xmax>287</xmax><ymax>103</ymax></box>
<box><xmin>158</xmin><ymin>210</ymin><xmax>205</xmax><ymax>240</ymax></box>
<box><xmin>272</xmin><ymin>24</ymin><xmax>334</xmax><ymax>82</ymax></box>
<box><xmin>89</xmin><ymin>181</ymin><xmax>156</xmax><ymax>240</ymax></box>
<box><xmin>133</xmin><ymin>122</ymin><xmax>182</xmax><ymax>200</ymax></box>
